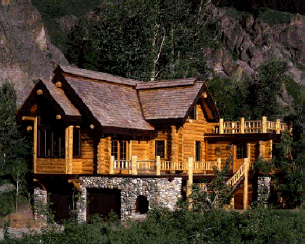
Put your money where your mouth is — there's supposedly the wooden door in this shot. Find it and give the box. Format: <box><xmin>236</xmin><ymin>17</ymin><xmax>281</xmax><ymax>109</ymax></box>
<box><xmin>233</xmin><ymin>143</ymin><xmax>246</xmax><ymax>173</ymax></box>
<box><xmin>87</xmin><ymin>188</ymin><xmax>121</xmax><ymax>220</ymax></box>
<box><xmin>49</xmin><ymin>193</ymin><xmax>72</xmax><ymax>223</ymax></box>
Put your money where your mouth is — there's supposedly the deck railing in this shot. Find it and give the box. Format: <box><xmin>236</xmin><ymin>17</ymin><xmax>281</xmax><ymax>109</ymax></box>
<box><xmin>219</xmin><ymin>117</ymin><xmax>290</xmax><ymax>134</ymax></box>
<box><xmin>109</xmin><ymin>156</ymin><xmax>222</xmax><ymax>176</ymax></box>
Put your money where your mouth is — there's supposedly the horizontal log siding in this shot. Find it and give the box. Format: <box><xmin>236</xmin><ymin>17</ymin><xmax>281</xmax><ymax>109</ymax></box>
<box><xmin>72</xmin><ymin>130</ymin><xmax>94</xmax><ymax>174</ymax></box>
<box><xmin>36</xmin><ymin>158</ymin><xmax>66</xmax><ymax>174</ymax></box>
<box><xmin>180</xmin><ymin>104</ymin><xmax>207</xmax><ymax>162</ymax></box>
<box><xmin>207</xmin><ymin>141</ymin><xmax>232</xmax><ymax>170</ymax></box>
<box><xmin>97</xmin><ymin>136</ymin><xmax>111</xmax><ymax>174</ymax></box>
<box><xmin>131</xmin><ymin>140</ymin><xmax>151</xmax><ymax>160</ymax></box>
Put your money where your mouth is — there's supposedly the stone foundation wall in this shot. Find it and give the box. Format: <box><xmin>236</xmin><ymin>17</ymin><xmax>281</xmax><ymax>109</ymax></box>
<box><xmin>33</xmin><ymin>187</ymin><xmax>48</xmax><ymax>223</ymax></box>
<box><xmin>257</xmin><ymin>176</ymin><xmax>270</xmax><ymax>204</ymax></box>
<box><xmin>77</xmin><ymin>176</ymin><xmax>182</xmax><ymax>222</ymax></box>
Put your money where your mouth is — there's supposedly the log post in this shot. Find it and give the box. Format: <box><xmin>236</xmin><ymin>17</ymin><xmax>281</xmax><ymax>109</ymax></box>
<box><xmin>276</xmin><ymin>119</ymin><xmax>281</xmax><ymax>134</ymax></box>
<box><xmin>109</xmin><ymin>156</ymin><xmax>114</xmax><ymax>174</ymax></box>
<box><xmin>156</xmin><ymin>156</ymin><xmax>161</xmax><ymax>175</ymax></box>
<box><xmin>217</xmin><ymin>158</ymin><xmax>221</xmax><ymax>171</ymax></box>
<box><xmin>65</xmin><ymin>125</ymin><xmax>73</xmax><ymax>174</ymax></box>
<box><xmin>131</xmin><ymin>156</ymin><xmax>137</xmax><ymax>175</ymax></box>
<box><xmin>262</xmin><ymin>116</ymin><xmax>267</xmax><ymax>133</ymax></box>
<box><xmin>219</xmin><ymin>118</ymin><xmax>224</xmax><ymax>134</ymax></box>
<box><xmin>243</xmin><ymin>158</ymin><xmax>249</xmax><ymax>210</ymax></box>
<box><xmin>232</xmin><ymin>122</ymin><xmax>235</xmax><ymax>134</ymax></box>
<box><xmin>240</xmin><ymin>117</ymin><xmax>245</xmax><ymax>134</ymax></box>
<box><xmin>33</xmin><ymin>117</ymin><xmax>37</xmax><ymax>174</ymax></box>
<box><xmin>247</xmin><ymin>143</ymin><xmax>251</xmax><ymax>160</ymax></box>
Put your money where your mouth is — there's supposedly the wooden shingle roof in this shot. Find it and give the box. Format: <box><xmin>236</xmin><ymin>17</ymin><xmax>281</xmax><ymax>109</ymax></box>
<box><xmin>41</xmin><ymin>80</ymin><xmax>80</xmax><ymax>117</ymax></box>
<box><xmin>64</xmin><ymin>76</ymin><xmax>154</xmax><ymax>131</ymax></box>
<box><xmin>138</xmin><ymin>80</ymin><xmax>204</xmax><ymax>120</ymax></box>
<box><xmin>56</xmin><ymin>65</ymin><xmax>140</xmax><ymax>87</ymax></box>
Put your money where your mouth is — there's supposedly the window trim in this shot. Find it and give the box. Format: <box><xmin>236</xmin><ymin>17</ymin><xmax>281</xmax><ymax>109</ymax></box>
<box><xmin>236</xmin><ymin>143</ymin><xmax>247</xmax><ymax>159</ymax></box>
<box><xmin>195</xmin><ymin>141</ymin><xmax>201</xmax><ymax>162</ymax></box>
<box><xmin>111</xmin><ymin>140</ymin><xmax>129</xmax><ymax>160</ymax></box>
<box><xmin>155</xmin><ymin>140</ymin><xmax>165</xmax><ymax>159</ymax></box>
<box><xmin>37</xmin><ymin>127</ymin><xmax>65</xmax><ymax>158</ymax></box>
<box><xmin>73</xmin><ymin>128</ymin><xmax>81</xmax><ymax>158</ymax></box>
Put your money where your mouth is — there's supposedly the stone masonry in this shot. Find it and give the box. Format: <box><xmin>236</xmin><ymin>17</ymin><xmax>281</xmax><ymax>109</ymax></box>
<box><xmin>77</xmin><ymin>176</ymin><xmax>182</xmax><ymax>222</ymax></box>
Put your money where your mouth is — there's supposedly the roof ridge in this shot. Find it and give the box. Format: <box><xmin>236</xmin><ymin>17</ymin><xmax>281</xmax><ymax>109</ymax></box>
<box><xmin>57</xmin><ymin>64</ymin><xmax>142</xmax><ymax>87</ymax></box>
<box><xmin>136</xmin><ymin>77</ymin><xmax>198</xmax><ymax>90</ymax></box>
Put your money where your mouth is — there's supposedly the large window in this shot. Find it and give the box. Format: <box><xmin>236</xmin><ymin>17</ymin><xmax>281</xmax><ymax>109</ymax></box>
<box><xmin>236</xmin><ymin>143</ymin><xmax>247</xmax><ymax>159</ymax></box>
<box><xmin>111</xmin><ymin>140</ymin><xmax>128</xmax><ymax>160</ymax></box>
<box><xmin>38</xmin><ymin>127</ymin><xmax>81</xmax><ymax>158</ymax></box>
<box><xmin>155</xmin><ymin>140</ymin><xmax>165</xmax><ymax>158</ymax></box>
<box><xmin>38</xmin><ymin>128</ymin><xmax>65</xmax><ymax>158</ymax></box>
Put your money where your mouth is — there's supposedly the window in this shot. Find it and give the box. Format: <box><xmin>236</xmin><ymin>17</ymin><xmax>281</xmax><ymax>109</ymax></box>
<box><xmin>236</xmin><ymin>143</ymin><xmax>247</xmax><ymax>159</ymax></box>
<box><xmin>111</xmin><ymin>140</ymin><xmax>128</xmax><ymax>160</ymax></box>
<box><xmin>73</xmin><ymin>128</ymin><xmax>81</xmax><ymax>158</ymax></box>
<box><xmin>38</xmin><ymin>128</ymin><xmax>65</xmax><ymax>158</ymax></box>
<box><xmin>196</xmin><ymin>141</ymin><xmax>201</xmax><ymax>161</ymax></box>
<box><xmin>155</xmin><ymin>140</ymin><xmax>165</xmax><ymax>158</ymax></box>
<box><xmin>189</xmin><ymin>105</ymin><xmax>197</xmax><ymax>120</ymax></box>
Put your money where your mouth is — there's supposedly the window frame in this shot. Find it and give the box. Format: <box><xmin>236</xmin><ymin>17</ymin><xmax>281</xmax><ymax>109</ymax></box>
<box><xmin>195</xmin><ymin>141</ymin><xmax>201</xmax><ymax>162</ymax></box>
<box><xmin>37</xmin><ymin>126</ymin><xmax>65</xmax><ymax>158</ymax></box>
<box><xmin>236</xmin><ymin>143</ymin><xmax>247</xmax><ymax>159</ymax></box>
<box><xmin>155</xmin><ymin>140</ymin><xmax>165</xmax><ymax>159</ymax></box>
<box><xmin>73</xmin><ymin>128</ymin><xmax>81</xmax><ymax>158</ymax></box>
<box><xmin>111</xmin><ymin>140</ymin><xmax>128</xmax><ymax>160</ymax></box>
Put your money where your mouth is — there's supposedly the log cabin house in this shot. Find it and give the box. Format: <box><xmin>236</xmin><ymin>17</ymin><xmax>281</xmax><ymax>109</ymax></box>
<box><xmin>17</xmin><ymin>65</ymin><xmax>289</xmax><ymax>223</ymax></box>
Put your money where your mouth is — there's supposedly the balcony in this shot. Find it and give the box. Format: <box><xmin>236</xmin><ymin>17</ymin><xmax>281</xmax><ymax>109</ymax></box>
<box><xmin>109</xmin><ymin>156</ymin><xmax>222</xmax><ymax>176</ymax></box>
<box><xmin>219</xmin><ymin>116</ymin><xmax>290</xmax><ymax>134</ymax></box>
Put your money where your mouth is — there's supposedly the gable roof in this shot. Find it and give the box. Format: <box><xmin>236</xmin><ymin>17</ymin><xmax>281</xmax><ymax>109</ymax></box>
<box><xmin>17</xmin><ymin>79</ymin><xmax>80</xmax><ymax>121</ymax></box>
<box><xmin>56</xmin><ymin>65</ymin><xmax>140</xmax><ymax>87</ymax></box>
<box><xmin>138</xmin><ymin>79</ymin><xmax>205</xmax><ymax>120</ymax></box>
<box><xmin>63</xmin><ymin>76</ymin><xmax>154</xmax><ymax>131</ymax></box>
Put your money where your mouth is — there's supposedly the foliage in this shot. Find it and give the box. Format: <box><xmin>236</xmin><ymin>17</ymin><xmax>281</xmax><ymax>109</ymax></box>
<box><xmin>208</xmin><ymin>59</ymin><xmax>289</xmax><ymax>121</ymax></box>
<box><xmin>64</xmin><ymin>0</ymin><xmax>222</xmax><ymax>81</ymax></box>
<box><xmin>0</xmin><ymin>81</ymin><xmax>31</xmax><ymax>215</ymax></box>
<box><xmin>3</xmin><ymin>207</ymin><xmax>304</xmax><ymax>243</ymax></box>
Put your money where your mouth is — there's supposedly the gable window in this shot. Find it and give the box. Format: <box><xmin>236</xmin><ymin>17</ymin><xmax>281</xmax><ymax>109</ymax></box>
<box><xmin>111</xmin><ymin>140</ymin><xmax>128</xmax><ymax>160</ymax></box>
<box><xmin>38</xmin><ymin>127</ymin><xmax>65</xmax><ymax>158</ymax></box>
<box><xmin>236</xmin><ymin>143</ymin><xmax>247</xmax><ymax>159</ymax></box>
<box><xmin>196</xmin><ymin>141</ymin><xmax>201</xmax><ymax>162</ymax></box>
<box><xmin>189</xmin><ymin>105</ymin><xmax>197</xmax><ymax>120</ymax></box>
<box><xmin>73</xmin><ymin>128</ymin><xmax>81</xmax><ymax>158</ymax></box>
<box><xmin>155</xmin><ymin>140</ymin><xmax>165</xmax><ymax>158</ymax></box>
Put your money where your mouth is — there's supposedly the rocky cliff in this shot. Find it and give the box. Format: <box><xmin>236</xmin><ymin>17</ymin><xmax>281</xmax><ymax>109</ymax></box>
<box><xmin>0</xmin><ymin>0</ymin><xmax>68</xmax><ymax>105</ymax></box>
<box><xmin>203</xmin><ymin>4</ymin><xmax>304</xmax><ymax>84</ymax></box>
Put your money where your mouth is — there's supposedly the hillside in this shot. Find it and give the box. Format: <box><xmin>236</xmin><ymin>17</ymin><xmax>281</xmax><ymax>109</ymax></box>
<box><xmin>0</xmin><ymin>0</ymin><xmax>303</xmax><ymax>113</ymax></box>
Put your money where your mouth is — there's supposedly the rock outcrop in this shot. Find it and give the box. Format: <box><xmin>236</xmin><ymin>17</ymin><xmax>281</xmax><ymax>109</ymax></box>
<box><xmin>0</xmin><ymin>0</ymin><xmax>68</xmax><ymax>105</ymax></box>
<box><xmin>204</xmin><ymin>3</ymin><xmax>304</xmax><ymax>87</ymax></box>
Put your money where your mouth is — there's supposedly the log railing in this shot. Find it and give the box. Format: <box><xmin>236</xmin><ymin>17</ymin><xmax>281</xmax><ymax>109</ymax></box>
<box><xmin>109</xmin><ymin>156</ymin><xmax>222</xmax><ymax>176</ymax></box>
<box><xmin>219</xmin><ymin>117</ymin><xmax>290</xmax><ymax>134</ymax></box>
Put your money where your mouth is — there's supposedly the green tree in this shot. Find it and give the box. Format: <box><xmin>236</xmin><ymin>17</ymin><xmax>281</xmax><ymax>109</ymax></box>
<box><xmin>0</xmin><ymin>81</ymin><xmax>31</xmax><ymax>211</ymax></box>
<box><xmin>64</xmin><ymin>0</ymin><xmax>221</xmax><ymax>81</ymax></box>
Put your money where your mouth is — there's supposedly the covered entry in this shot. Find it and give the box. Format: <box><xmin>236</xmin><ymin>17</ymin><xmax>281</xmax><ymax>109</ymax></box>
<box><xmin>87</xmin><ymin>188</ymin><xmax>121</xmax><ymax>219</ymax></box>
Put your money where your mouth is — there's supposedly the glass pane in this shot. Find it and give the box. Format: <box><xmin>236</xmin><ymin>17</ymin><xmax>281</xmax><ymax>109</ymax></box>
<box><xmin>111</xmin><ymin>140</ymin><xmax>118</xmax><ymax>160</ymax></box>
<box><xmin>120</xmin><ymin>141</ymin><xmax>127</xmax><ymax>160</ymax></box>
<box><xmin>155</xmin><ymin>141</ymin><xmax>165</xmax><ymax>158</ymax></box>
<box><xmin>196</xmin><ymin>141</ymin><xmax>201</xmax><ymax>161</ymax></box>
<box><xmin>73</xmin><ymin>129</ymin><xmax>80</xmax><ymax>158</ymax></box>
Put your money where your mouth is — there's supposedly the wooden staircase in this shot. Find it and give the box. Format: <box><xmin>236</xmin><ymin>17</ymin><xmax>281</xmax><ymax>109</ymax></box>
<box><xmin>226</xmin><ymin>158</ymin><xmax>251</xmax><ymax>209</ymax></box>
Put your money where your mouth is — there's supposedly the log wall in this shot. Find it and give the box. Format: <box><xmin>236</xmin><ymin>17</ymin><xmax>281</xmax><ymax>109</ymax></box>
<box><xmin>97</xmin><ymin>136</ymin><xmax>111</xmax><ymax>174</ymax></box>
<box><xmin>36</xmin><ymin>158</ymin><xmax>66</xmax><ymax>174</ymax></box>
<box><xmin>72</xmin><ymin>129</ymin><xmax>95</xmax><ymax>174</ymax></box>
<box><xmin>179</xmin><ymin>104</ymin><xmax>208</xmax><ymax>162</ymax></box>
